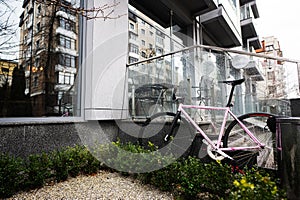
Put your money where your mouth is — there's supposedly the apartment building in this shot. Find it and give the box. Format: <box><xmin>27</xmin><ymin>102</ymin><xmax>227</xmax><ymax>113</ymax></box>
<box><xmin>255</xmin><ymin>36</ymin><xmax>288</xmax><ymax>114</ymax></box>
<box><xmin>0</xmin><ymin>59</ymin><xmax>18</xmax><ymax>117</ymax></box>
<box><xmin>0</xmin><ymin>59</ymin><xmax>18</xmax><ymax>87</ymax></box>
<box><xmin>257</xmin><ymin>36</ymin><xmax>286</xmax><ymax>98</ymax></box>
<box><xmin>18</xmin><ymin>0</ymin><xmax>79</xmax><ymax>116</ymax></box>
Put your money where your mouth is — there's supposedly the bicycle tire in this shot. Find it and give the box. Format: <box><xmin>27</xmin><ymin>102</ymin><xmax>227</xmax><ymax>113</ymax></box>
<box><xmin>223</xmin><ymin>112</ymin><xmax>277</xmax><ymax>170</ymax></box>
<box><xmin>139</xmin><ymin>112</ymin><xmax>195</xmax><ymax>158</ymax></box>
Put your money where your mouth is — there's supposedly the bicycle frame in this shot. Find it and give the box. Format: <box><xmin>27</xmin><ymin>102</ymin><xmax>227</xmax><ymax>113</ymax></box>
<box><xmin>178</xmin><ymin>103</ymin><xmax>266</xmax><ymax>160</ymax></box>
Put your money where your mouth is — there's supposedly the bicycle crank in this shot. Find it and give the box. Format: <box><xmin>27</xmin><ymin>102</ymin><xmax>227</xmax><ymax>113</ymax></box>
<box><xmin>203</xmin><ymin>139</ymin><xmax>233</xmax><ymax>161</ymax></box>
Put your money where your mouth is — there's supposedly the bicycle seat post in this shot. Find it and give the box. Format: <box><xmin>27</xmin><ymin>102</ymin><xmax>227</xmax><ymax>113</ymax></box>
<box><xmin>219</xmin><ymin>78</ymin><xmax>245</xmax><ymax>107</ymax></box>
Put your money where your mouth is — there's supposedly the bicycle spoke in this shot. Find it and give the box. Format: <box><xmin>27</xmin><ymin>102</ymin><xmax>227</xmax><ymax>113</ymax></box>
<box><xmin>223</xmin><ymin>113</ymin><xmax>277</xmax><ymax>170</ymax></box>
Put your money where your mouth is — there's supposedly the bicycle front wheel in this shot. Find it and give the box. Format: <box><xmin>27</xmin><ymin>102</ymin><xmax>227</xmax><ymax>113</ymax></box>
<box><xmin>223</xmin><ymin>113</ymin><xmax>277</xmax><ymax>170</ymax></box>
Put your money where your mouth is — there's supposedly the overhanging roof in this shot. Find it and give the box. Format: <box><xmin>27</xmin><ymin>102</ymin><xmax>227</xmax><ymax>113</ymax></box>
<box><xmin>129</xmin><ymin>0</ymin><xmax>217</xmax><ymax>28</ymax></box>
<box><xmin>200</xmin><ymin>6</ymin><xmax>242</xmax><ymax>48</ymax></box>
<box><xmin>129</xmin><ymin>0</ymin><xmax>242</xmax><ymax>48</ymax></box>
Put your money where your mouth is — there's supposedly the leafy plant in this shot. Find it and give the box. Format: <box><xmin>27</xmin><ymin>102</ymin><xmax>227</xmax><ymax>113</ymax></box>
<box><xmin>0</xmin><ymin>153</ymin><xmax>25</xmax><ymax>198</ymax></box>
<box><xmin>50</xmin><ymin>149</ymin><xmax>69</xmax><ymax>182</ymax></box>
<box><xmin>229</xmin><ymin>167</ymin><xmax>285</xmax><ymax>200</ymax></box>
<box><xmin>0</xmin><ymin>143</ymin><xmax>287</xmax><ymax>200</ymax></box>
<box><xmin>23</xmin><ymin>153</ymin><xmax>52</xmax><ymax>189</ymax></box>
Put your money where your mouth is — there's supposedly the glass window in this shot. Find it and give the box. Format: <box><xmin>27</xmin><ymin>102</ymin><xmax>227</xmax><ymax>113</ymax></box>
<box><xmin>59</xmin><ymin>17</ymin><xmax>75</xmax><ymax>32</ymax></box>
<box><xmin>130</xmin><ymin>23</ymin><xmax>134</xmax><ymax>30</ymax></box>
<box><xmin>65</xmin><ymin>39</ymin><xmax>71</xmax><ymax>49</ymax></box>
<box><xmin>58</xmin><ymin>72</ymin><xmax>74</xmax><ymax>85</ymax></box>
<box><xmin>156</xmin><ymin>36</ymin><xmax>163</xmax><ymax>45</ymax></box>
<box><xmin>129</xmin><ymin>43</ymin><xmax>139</xmax><ymax>54</ymax></box>
<box><xmin>33</xmin><ymin>76</ymin><xmax>38</xmax><ymax>87</ymax></box>
<box><xmin>129</xmin><ymin>57</ymin><xmax>138</xmax><ymax>64</ymax></box>
<box><xmin>129</xmin><ymin>32</ymin><xmax>137</xmax><ymax>40</ymax></box>
<box><xmin>58</xmin><ymin>35</ymin><xmax>76</xmax><ymax>50</ymax></box>
<box><xmin>37</xmin><ymin>5</ymin><xmax>41</xmax><ymax>14</ymax></box>
<box><xmin>36</xmin><ymin>22</ymin><xmax>40</xmax><ymax>31</ymax></box>
<box><xmin>36</xmin><ymin>40</ymin><xmax>40</xmax><ymax>49</ymax></box>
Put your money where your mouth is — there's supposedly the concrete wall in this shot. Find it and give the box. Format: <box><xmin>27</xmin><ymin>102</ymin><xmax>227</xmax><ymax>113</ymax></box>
<box><xmin>83</xmin><ymin>0</ymin><xmax>129</xmax><ymax>120</ymax></box>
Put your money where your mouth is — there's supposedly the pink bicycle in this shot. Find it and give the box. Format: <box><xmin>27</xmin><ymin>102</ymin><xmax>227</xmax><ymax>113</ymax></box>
<box><xmin>141</xmin><ymin>78</ymin><xmax>278</xmax><ymax>169</ymax></box>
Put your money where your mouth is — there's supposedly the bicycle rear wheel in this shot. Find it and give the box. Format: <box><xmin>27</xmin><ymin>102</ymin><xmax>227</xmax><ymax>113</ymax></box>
<box><xmin>139</xmin><ymin>112</ymin><xmax>195</xmax><ymax>158</ymax></box>
<box><xmin>223</xmin><ymin>113</ymin><xmax>277</xmax><ymax>170</ymax></box>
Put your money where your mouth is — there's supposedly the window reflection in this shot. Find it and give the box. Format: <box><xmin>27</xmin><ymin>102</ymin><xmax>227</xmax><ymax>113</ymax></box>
<box><xmin>0</xmin><ymin>0</ymin><xmax>80</xmax><ymax>118</ymax></box>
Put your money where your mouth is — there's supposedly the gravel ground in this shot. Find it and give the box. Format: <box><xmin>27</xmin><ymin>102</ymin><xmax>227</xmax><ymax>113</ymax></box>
<box><xmin>8</xmin><ymin>171</ymin><xmax>174</xmax><ymax>200</ymax></box>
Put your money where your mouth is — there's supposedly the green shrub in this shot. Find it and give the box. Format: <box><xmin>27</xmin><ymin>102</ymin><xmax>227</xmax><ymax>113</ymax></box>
<box><xmin>50</xmin><ymin>149</ymin><xmax>69</xmax><ymax>182</ymax></box>
<box><xmin>0</xmin><ymin>153</ymin><xmax>26</xmax><ymax>198</ymax></box>
<box><xmin>23</xmin><ymin>153</ymin><xmax>52</xmax><ymax>189</ymax></box>
<box><xmin>143</xmin><ymin>157</ymin><xmax>233</xmax><ymax>199</ymax></box>
<box><xmin>137</xmin><ymin>156</ymin><xmax>286</xmax><ymax>200</ymax></box>
<box><xmin>95</xmin><ymin>140</ymin><xmax>175</xmax><ymax>174</ymax></box>
<box><xmin>0</xmin><ymin>143</ymin><xmax>287</xmax><ymax>200</ymax></box>
<box><xmin>79</xmin><ymin>147</ymin><xmax>101</xmax><ymax>175</ymax></box>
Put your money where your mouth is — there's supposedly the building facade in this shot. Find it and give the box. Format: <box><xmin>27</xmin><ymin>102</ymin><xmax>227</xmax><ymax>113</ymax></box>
<box><xmin>18</xmin><ymin>0</ymin><xmax>79</xmax><ymax>117</ymax></box>
<box><xmin>255</xmin><ymin>36</ymin><xmax>289</xmax><ymax>114</ymax></box>
<box><xmin>127</xmin><ymin>0</ymin><xmax>264</xmax><ymax>118</ymax></box>
<box><xmin>1</xmin><ymin>0</ymin><xmax>299</xmax><ymax>162</ymax></box>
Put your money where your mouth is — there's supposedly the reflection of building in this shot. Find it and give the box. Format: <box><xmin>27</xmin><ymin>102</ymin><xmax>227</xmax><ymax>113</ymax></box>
<box><xmin>18</xmin><ymin>0</ymin><xmax>78</xmax><ymax>116</ymax></box>
<box><xmin>255</xmin><ymin>36</ymin><xmax>287</xmax><ymax>114</ymax></box>
<box><xmin>0</xmin><ymin>59</ymin><xmax>18</xmax><ymax>87</ymax></box>
<box><xmin>128</xmin><ymin>8</ymin><xmax>185</xmax><ymax>86</ymax></box>
<box><xmin>0</xmin><ymin>59</ymin><xmax>18</xmax><ymax>117</ymax></box>
<box><xmin>127</xmin><ymin>1</ymin><xmax>264</xmax><ymax>117</ymax></box>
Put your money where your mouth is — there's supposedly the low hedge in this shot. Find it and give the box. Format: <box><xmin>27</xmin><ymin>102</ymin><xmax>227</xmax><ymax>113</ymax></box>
<box><xmin>0</xmin><ymin>143</ymin><xmax>287</xmax><ymax>199</ymax></box>
<box><xmin>0</xmin><ymin>146</ymin><xmax>101</xmax><ymax>198</ymax></box>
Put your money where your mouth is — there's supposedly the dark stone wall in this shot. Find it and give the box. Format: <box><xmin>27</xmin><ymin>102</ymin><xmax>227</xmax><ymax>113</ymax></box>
<box><xmin>0</xmin><ymin>120</ymin><xmax>119</xmax><ymax>158</ymax></box>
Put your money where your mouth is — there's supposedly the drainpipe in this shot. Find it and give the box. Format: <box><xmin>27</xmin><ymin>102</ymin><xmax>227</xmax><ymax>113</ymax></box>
<box><xmin>170</xmin><ymin>10</ymin><xmax>176</xmax><ymax>112</ymax></box>
<box><xmin>29</xmin><ymin>0</ymin><xmax>35</xmax><ymax>96</ymax></box>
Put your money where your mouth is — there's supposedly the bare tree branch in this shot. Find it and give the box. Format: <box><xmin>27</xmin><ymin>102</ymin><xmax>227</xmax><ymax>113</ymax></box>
<box><xmin>0</xmin><ymin>0</ymin><xmax>20</xmax><ymax>58</ymax></box>
<box><xmin>34</xmin><ymin>0</ymin><xmax>126</xmax><ymax>20</ymax></box>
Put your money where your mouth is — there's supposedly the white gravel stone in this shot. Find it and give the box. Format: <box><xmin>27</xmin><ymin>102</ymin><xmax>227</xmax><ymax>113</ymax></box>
<box><xmin>8</xmin><ymin>171</ymin><xmax>174</xmax><ymax>200</ymax></box>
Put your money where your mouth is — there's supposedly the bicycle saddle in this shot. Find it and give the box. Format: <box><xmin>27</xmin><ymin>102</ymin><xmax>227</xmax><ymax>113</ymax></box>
<box><xmin>218</xmin><ymin>78</ymin><xmax>245</xmax><ymax>86</ymax></box>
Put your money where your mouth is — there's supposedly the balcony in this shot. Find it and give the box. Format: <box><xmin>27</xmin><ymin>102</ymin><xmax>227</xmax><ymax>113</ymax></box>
<box><xmin>199</xmin><ymin>5</ymin><xmax>242</xmax><ymax>48</ymax></box>
<box><xmin>244</xmin><ymin>60</ymin><xmax>264</xmax><ymax>81</ymax></box>
<box><xmin>240</xmin><ymin>2</ymin><xmax>260</xmax><ymax>49</ymax></box>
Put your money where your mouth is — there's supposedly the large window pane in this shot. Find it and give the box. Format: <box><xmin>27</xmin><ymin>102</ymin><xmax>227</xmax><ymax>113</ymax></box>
<box><xmin>0</xmin><ymin>0</ymin><xmax>81</xmax><ymax>118</ymax></box>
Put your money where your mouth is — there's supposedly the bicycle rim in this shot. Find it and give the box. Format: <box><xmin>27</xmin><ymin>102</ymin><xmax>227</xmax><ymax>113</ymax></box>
<box><xmin>223</xmin><ymin>113</ymin><xmax>277</xmax><ymax>170</ymax></box>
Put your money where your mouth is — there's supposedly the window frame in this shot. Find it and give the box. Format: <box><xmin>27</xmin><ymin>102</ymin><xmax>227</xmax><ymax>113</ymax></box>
<box><xmin>0</xmin><ymin>1</ymin><xmax>84</xmax><ymax>124</ymax></box>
